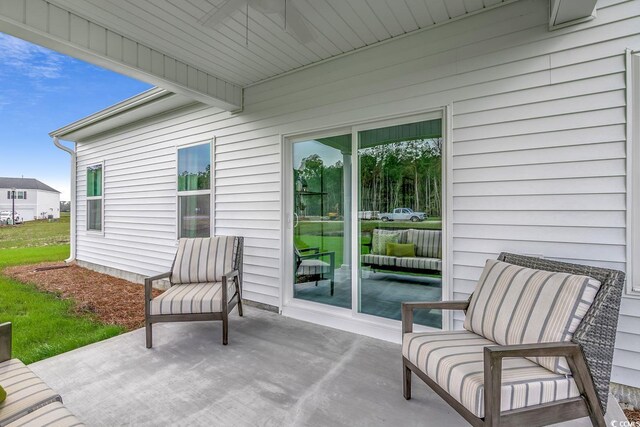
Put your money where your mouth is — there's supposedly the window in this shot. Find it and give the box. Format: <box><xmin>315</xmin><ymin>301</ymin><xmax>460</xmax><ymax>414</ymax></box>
<box><xmin>177</xmin><ymin>143</ymin><xmax>211</xmax><ymax>238</ymax></box>
<box><xmin>7</xmin><ymin>191</ymin><xmax>26</xmax><ymax>199</ymax></box>
<box><xmin>87</xmin><ymin>164</ymin><xmax>103</xmax><ymax>232</ymax></box>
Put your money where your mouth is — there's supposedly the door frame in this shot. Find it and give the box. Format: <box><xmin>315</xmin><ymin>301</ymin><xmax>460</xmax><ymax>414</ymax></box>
<box><xmin>280</xmin><ymin>107</ymin><xmax>453</xmax><ymax>342</ymax></box>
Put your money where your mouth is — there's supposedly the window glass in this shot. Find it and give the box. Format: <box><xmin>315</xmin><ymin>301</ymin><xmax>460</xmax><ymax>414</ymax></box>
<box><xmin>179</xmin><ymin>194</ymin><xmax>211</xmax><ymax>238</ymax></box>
<box><xmin>178</xmin><ymin>144</ymin><xmax>211</xmax><ymax>191</ymax></box>
<box><xmin>87</xmin><ymin>165</ymin><xmax>103</xmax><ymax>197</ymax></box>
<box><xmin>87</xmin><ymin>199</ymin><xmax>102</xmax><ymax>231</ymax></box>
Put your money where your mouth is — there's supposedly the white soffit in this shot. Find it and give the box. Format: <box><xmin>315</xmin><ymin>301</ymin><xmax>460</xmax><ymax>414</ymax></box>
<box><xmin>549</xmin><ymin>0</ymin><xmax>597</xmax><ymax>29</ymax></box>
<box><xmin>44</xmin><ymin>0</ymin><xmax>511</xmax><ymax>88</ymax></box>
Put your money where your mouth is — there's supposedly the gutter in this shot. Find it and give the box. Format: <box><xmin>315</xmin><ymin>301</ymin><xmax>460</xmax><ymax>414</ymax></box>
<box><xmin>53</xmin><ymin>137</ymin><xmax>76</xmax><ymax>263</ymax></box>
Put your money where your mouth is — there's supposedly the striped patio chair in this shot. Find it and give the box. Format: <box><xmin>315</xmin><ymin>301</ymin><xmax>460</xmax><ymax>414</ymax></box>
<box><xmin>401</xmin><ymin>253</ymin><xmax>625</xmax><ymax>427</ymax></box>
<box><xmin>144</xmin><ymin>236</ymin><xmax>244</xmax><ymax>348</ymax></box>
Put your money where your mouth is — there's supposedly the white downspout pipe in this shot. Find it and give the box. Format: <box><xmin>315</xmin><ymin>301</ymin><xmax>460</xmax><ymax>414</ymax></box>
<box><xmin>53</xmin><ymin>137</ymin><xmax>76</xmax><ymax>263</ymax></box>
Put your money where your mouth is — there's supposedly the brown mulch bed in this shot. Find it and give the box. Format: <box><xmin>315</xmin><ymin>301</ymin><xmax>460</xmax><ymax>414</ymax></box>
<box><xmin>625</xmin><ymin>409</ymin><xmax>640</xmax><ymax>423</ymax></box>
<box><xmin>4</xmin><ymin>262</ymin><xmax>163</xmax><ymax>330</ymax></box>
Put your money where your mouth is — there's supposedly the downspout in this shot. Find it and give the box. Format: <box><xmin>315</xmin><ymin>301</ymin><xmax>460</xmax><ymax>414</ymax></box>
<box><xmin>53</xmin><ymin>137</ymin><xmax>76</xmax><ymax>263</ymax></box>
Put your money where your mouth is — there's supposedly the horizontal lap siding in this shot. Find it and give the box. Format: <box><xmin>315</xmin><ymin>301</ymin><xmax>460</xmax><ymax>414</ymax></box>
<box><xmin>73</xmin><ymin>0</ymin><xmax>640</xmax><ymax>386</ymax></box>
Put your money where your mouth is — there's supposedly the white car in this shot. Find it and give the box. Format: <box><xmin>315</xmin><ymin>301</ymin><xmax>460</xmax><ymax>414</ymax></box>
<box><xmin>0</xmin><ymin>211</ymin><xmax>22</xmax><ymax>224</ymax></box>
<box><xmin>377</xmin><ymin>208</ymin><xmax>427</xmax><ymax>222</ymax></box>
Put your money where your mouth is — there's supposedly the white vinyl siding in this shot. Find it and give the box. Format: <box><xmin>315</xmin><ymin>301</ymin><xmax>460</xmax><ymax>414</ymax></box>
<box><xmin>72</xmin><ymin>0</ymin><xmax>640</xmax><ymax>388</ymax></box>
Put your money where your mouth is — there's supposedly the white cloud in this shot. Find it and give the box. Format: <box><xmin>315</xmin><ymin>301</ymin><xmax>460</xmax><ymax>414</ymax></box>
<box><xmin>0</xmin><ymin>33</ymin><xmax>72</xmax><ymax>79</ymax></box>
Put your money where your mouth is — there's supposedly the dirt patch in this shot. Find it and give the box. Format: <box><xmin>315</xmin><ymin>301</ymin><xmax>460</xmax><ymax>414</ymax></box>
<box><xmin>625</xmin><ymin>409</ymin><xmax>640</xmax><ymax>423</ymax></box>
<box><xmin>4</xmin><ymin>262</ymin><xmax>163</xmax><ymax>330</ymax></box>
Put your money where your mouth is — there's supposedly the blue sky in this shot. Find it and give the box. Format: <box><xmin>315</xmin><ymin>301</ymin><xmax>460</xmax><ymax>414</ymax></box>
<box><xmin>0</xmin><ymin>33</ymin><xmax>152</xmax><ymax>200</ymax></box>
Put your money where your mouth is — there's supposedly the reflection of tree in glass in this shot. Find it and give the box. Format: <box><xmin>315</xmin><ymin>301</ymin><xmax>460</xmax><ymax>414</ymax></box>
<box><xmin>360</xmin><ymin>138</ymin><xmax>442</xmax><ymax>216</ymax></box>
<box><xmin>178</xmin><ymin>164</ymin><xmax>211</xmax><ymax>191</ymax></box>
<box><xmin>296</xmin><ymin>154</ymin><xmax>344</xmax><ymax>218</ymax></box>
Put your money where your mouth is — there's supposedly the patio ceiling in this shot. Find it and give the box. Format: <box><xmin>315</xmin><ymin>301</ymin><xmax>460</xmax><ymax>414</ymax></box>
<box><xmin>0</xmin><ymin>0</ymin><xmax>596</xmax><ymax>110</ymax></box>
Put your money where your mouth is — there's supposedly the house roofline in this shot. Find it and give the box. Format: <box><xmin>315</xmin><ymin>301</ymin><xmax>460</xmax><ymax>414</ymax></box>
<box><xmin>49</xmin><ymin>87</ymin><xmax>172</xmax><ymax>139</ymax></box>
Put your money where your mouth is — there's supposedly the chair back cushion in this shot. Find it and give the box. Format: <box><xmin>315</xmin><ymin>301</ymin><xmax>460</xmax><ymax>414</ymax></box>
<box><xmin>171</xmin><ymin>236</ymin><xmax>237</xmax><ymax>284</ymax></box>
<box><xmin>371</xmin><ymin>229</ymin><xmax>407</xmax><ymax>254</ymax></box>
<box><xmin>464</xmin><ymin>259</ymin><xmax>601</xmax><ymax>374</ymax></box>
<box><xmin>407</xmin><ymin>229</ymin><xmax>441</xmax><ymax>258</ymax></box>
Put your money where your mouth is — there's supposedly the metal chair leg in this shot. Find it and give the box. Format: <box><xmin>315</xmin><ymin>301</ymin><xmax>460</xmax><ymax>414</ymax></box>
<box><xmin>403</xmin><ymin>361</ymin><xmax>412</xmax><ymax>400</ymax></box>
<box><xmin>145</xmin><ymin>321</ymin><xmax>152</xmax><ymax>349</ymax></box>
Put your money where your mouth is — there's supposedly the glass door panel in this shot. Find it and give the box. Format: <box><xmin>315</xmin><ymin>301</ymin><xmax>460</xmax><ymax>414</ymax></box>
<box><xmin>357</xmin><ymin>119</ymin><xmax>443</xmax><ymax>328</ymax></box>
<box><xmin>292</xmin><ymin>135</ymin><xmax>351</xmax><ymax>308</ymax></box>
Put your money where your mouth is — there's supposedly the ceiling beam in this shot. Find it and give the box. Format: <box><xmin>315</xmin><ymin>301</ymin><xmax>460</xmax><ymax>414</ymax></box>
<box><xmin>549</xmin><ymin>0</ymin><xmax>597</xmax><ymax>30</ymax></box>
<box><xmin>0</xmin><ymin>0</ymin><xmax>243</xmax><ymax>111</ymax></box>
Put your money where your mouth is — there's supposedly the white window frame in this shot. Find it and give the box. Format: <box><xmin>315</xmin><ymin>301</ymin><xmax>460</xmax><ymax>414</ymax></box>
<box><xmin>86</xmin><ymin>162</ymin><xmax>104</xmax><ymax>234</ymax></box>
<box><xmin>176</xmin><ymin>140</ymin><xmax>214</xmax><ymax>240</ymax></box>
<box><xmin>627</xmin><ymin>50</ymin><xmax>640</xmax><ymax>296</ymax></box>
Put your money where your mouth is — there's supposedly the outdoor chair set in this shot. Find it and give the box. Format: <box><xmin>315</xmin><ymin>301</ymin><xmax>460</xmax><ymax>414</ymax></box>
<box><xmin>0</xmin><ymin>235</ymin><xmax>625</xmax><ymax>427</ymax></box>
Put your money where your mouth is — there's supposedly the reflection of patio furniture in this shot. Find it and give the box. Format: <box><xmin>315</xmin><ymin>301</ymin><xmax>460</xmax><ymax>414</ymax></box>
<box><xmin>144</xmin><ymin>236</ymin><xmax>244</xmax><ymax>347</ymax></box>
<box><xmin>295</xmin><ymin>247</ymin><xmax>335</xmax><ymax>295</ymax></box>
<box><xmin>362</xmin><ymin>228</ymin><xmax>441</xmax><ymax>275</ymax></box>
<box><xmin>401</xmin><ymin>252</ymin><xmax>625</xmax><ymax>427</ymax></box>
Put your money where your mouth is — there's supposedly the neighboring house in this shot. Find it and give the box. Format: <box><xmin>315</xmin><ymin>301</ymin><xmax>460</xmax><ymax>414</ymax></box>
<box><xmin>0</xmin><ymin>177</ymin><xmax>61</xmax><ymax>221</ymax></box>
<box><xmin>10</xmin><ymin>0</ymin><xmax>635</xmax><ymax>393</ymax></box>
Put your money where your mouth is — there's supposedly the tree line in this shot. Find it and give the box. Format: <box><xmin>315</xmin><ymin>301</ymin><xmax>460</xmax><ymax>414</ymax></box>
<box><xmin>296</xmin><ymin>138</ymin><xmax>442</xmax><ymax>218</ymax></box>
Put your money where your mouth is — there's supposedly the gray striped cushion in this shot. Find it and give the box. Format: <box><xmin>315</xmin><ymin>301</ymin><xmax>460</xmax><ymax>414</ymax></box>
<box><xmin>396</xmin><ymin>257</ymin><xmax>442</xmax><ymax>272</ymax></box>
<box><xmin>6</xmin><ymin>402</ymin><xmax>84</xmax><ymax>427</ymax></box>
<box><xmin>297</xmin><ymin>259</ymin><xmax>330</xmax><ymax>276</ymax></box>
<box><xmin>0</xmin><ymin>359</ymin><xmax>62</xmax><ymax>426</ymax></box>
<box><xmin>402</xmin><ymin>331</ymin><xmax>580</xmax><ymax>418</ymax></box>
<box><xmin>150</xmin><ymin>281</ymin><xmax>236</xmax><ymax>315</ymax></box>
<box><xmin>464</xmin><ymin>259</ymin><xmax>601</xmax><ymax>374</ymax></box>
<box><xmin>361</xmin><ymin>254</ymin><xmax>397</xmax><ymax>267</ymax></box>
<box><xmin>371</xmin><ymin>229</ymin><xmax>408</xmax><ymax>255</ymax></box>
<box><xmin>407</xmin><ymin>229</ymin><xmax>442</xmax><ymax>258</ymax></box>
<box><xmin>171</xmin><ymin>237</ymin><xmax>236</xmax><ymax>284</ymax></box>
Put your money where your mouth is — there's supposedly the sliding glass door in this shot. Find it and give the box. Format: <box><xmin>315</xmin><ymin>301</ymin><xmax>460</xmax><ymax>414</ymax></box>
<box><xmin>291</xmin><ymin>134</ymin><xmax>351</xmax><ymax>309</ymax></box>
<box><xmin>288</xmin><ymin>114</ymin><xmax>443</xmax><ymax>329</ymax></box>
<box><xmin>356</xmin><ymin>118</ymin><xmax>443</xmax><ymax>328</ymax></box>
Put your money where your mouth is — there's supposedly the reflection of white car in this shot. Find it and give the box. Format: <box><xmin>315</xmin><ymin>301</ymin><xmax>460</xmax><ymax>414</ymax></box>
<box><xmin>377</xmin><ymin>208</ymin><xmax>427</xmax><ymax>222</ymax></box>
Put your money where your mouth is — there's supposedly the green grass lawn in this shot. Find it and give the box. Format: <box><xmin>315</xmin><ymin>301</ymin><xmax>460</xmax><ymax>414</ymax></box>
<box><xmin>0</xmin><ymin>213</ymin><xmax>70</xmax><ymax>249</ymax></box>
<box><xmin>0</xmin><ymin>217</ymin><xmax>123</xmax><ymax>364</ymax></box>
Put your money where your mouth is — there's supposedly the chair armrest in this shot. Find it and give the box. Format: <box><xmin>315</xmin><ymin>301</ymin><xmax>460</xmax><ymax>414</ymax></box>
<box><xmin>483</xmin><ymin>342</ymin><xmax>582</xmax><ymax>424</ymax></box>
<box><xmin>298</xmin><ymin>247</ymin><xmax>320</xmax><ymax>254</ymax></box>
<box><xmin>0</xmin><ymin>322</ymin><xmax>12</xmax><ymax>362</ymax></box>
<box><xmin>144</xmin><ymin>272</ymin><xmax>171</xmax><ymax>301</ymax></box>
<box><xmin>299</xmin><ymin>251</ymin><xmax>335</xmax><ymax>260</ymax></box>
<box><xmin>401</xmin><ymin>301</ymin><xmax>469</xmax><ymax>333</ymax></box>
<box><xmin>223</xmin><ymin>269</ymin><xmax>239</xmax><ymax>281</ymax></box>
<box><xmin>484</xmin><ymin>342</ymin><xmax>580</xmax><ymax>360</ymax></box>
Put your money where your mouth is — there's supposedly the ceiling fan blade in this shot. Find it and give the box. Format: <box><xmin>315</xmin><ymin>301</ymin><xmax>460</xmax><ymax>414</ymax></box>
<box><xmin>199</xmin><ymin>0</ymin><xmax>246</xmax><ymax>28</ymax></box>
<box><xmin>284</xmin><ymin>2</ymin><xmax>314</xmax><ymax>44</ymax></box>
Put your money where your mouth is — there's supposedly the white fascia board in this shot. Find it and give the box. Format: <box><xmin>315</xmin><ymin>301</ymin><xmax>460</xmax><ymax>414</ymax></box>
<box><xmin>0</xmin><ymin>0</ymin><xmax>242</xmax><ymax>111</ymax></box>
<box><xmin>49</xmin><ymin>88</ymin><xmax>199</xmax><ymax>142</ymax></box>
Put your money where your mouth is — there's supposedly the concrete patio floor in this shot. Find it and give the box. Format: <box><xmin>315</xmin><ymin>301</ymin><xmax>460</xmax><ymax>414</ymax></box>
<box><xmin>30</xmin><ymin>307</ymin><xmax>627</xmax><ymax>426</ymax></box>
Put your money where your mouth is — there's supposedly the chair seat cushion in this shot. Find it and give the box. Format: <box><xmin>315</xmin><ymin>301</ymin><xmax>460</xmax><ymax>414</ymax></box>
<box><xmin>396</xmin><ymin>257</ymin><xmax>442</xmax><ymax>272</ymax></box>
<box><xmin>150</xmin><ymin>281</ymin><xmax>236</xmax><ymax>315</ymax></box>
<box><xmin>297</xmin><ymin>259</ymin><xmax>330</xmax><ymax>276</ymax></box>
<box><xmin>0</xmin><ymin>359</ymin><xmax>61</xmax><ymax>425</ymax></box>
<box><xmin>464</xmin><ymin>259</ymin><xmax>601</xmax><ymax>374</ymax></box>
<box><xmin>6</xmin><ymin>401</ymin><xmax>84</xmax><ymax>427</ymax></box>
<box><xmin>361</xmin><ymin>254</ymin><xmax>397</xmax><ymax>267</ymax></box>
<box><xmin>402</xmin><ymin>331</ymin><xmax>580</xmax><ymax>418</ymax></box>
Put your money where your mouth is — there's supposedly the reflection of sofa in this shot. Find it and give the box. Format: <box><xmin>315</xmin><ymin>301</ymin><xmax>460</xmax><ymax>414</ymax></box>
<box><xmin>362</xmin><ymin>229</ymin><xmax>442</xmax><ymax>274</ymax></box>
